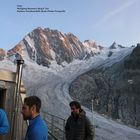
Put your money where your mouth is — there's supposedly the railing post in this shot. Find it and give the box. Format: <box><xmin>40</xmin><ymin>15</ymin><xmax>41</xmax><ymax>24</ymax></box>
<box><xmin>42</xmin><ymin>112</ymin><xmax>66</xmax><ymax>140</ymax></box>
<box><xmin>63</xmin><ymin>120</ymin><xmax>66</xmax><ymax>140</ymax></box>
<box><xmin>51</xmin><ymin>115</ymin><xmax>54</xmax><ymax>135</ymax></box>
<box><xmin>92</xmin><ymin>99</ymin><xmax>95</xmax><ymax>140</ymax></box>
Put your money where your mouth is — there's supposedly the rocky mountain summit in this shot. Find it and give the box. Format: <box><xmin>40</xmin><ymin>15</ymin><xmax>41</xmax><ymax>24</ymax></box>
<box><xmin>69</xmin><ymin>43</ymin><xmax>140</xmax><ymax>129</ymax></box>
<box><xmin>6</xmin><ymin>27</ymin><xmax>102</xmax><ymax>67</ymax></box>
<box><xmin>109</xmin><ymin>41</ymin><xmax>126</xmax><ymax>49</ymax></box>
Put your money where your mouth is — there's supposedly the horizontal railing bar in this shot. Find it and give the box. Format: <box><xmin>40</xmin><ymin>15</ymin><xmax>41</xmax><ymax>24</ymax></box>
<box><xmin>42</xmin><ymin>111</ymin><xmax>66</xmax><ymax>121</ymax></box>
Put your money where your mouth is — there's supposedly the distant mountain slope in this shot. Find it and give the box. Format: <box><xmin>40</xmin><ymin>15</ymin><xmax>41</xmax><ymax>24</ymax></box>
<box><xmin>124</xmin><ymin>43</ymin><xmax>140</xmax><ymax>69</ymax></box>
<box><xmin>69</xmin><ymin>44</ymin><xmax>140</xmax><ymax>128</ymax></box>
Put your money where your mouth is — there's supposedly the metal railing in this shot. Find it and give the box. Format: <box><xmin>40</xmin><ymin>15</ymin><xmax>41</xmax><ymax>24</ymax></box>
<box><xmin>42</xmin><ymin>112</ymin><xmax>66</xmax><ymax>140</ymax></box>
<box><xmin>41</xmin><ymin>111</ymin><xmax>96</xmax><ymax>140</ymax></box>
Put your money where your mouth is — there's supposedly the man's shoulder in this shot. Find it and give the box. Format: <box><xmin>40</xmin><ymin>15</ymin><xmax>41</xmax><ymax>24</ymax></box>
<box><xmin>33</xmin><ymin>118</ymin><xmax>48</xmax><ymax>131</ymax></box>
<box><xmin>80</xmin><ymin>115</ymin><xmax>91</xmax><ymax>122</ymax></box>
<box><xmin>84</xmin><ymin>115</ymin><xmax>90</xmax><ymax>121</ymax></box>
<box><xmin>0</xmin><ymin>108</ymin><xmax>4</xmax><ymax>113</ymax></box>
<box><xmin>31</xmin><ymin>123</ymin><xmax>48</xmax><ymax>135</ymax></box>
<box><xmin>67</xmin><ymin>115</ymin><xmax>73</xmax><ymax>120</ymax></box>
<box><xmin>0</xmin><ymin>109</ymin><xmax>6</xmax><ymax>117</ymax></box>
<box><xmin>37</xmin><ymin>117</ymin><xmax>47</xmax><ymax>125</ymax></box>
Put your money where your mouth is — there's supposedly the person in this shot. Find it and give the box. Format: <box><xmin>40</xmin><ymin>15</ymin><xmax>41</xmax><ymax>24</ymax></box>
<box><xmin>21</xmin><ymin>96</ymin><xmax>48</xmax><ymax>140</ymax></box>
<box><xmin>65</xmin><ymin>101</ymin><xmax>93</xmax><ymax>140</ymax></box>
<box><xmin>0</xmin><ymin>108</ymin><xmax>10</xmax><ymax>135</ymax></box>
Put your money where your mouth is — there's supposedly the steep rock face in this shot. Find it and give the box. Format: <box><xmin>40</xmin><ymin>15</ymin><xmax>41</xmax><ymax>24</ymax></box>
<box><xmin>7</xmin><ymin>28</ymin><xmax>102</xmax><ymax>66</ymax></box>
<box><xmin>69</xmin><ymin>44</ymin><xmax>140</xmax><ymax>128</ymax></box>
<box><xmin>108</xmin><ymin>42</ymin><xmax>126</xmax><ymax>57</ymax></box>
<box><xmin>109</xmin><ymin>41</ymin><xmax>125</xmax><ymax>49</ymax></box>
<box><xmin>0</xmin><ymin>48</ymin><xmax>6</xmax><ymax>60</ymax></box>
<box><xmin>124</xmin><ymin>43</ymin><xmax>140</xmax><ymax>69</ymax></box>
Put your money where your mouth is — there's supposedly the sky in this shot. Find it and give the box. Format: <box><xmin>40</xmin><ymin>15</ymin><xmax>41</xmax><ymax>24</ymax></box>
<box><xmin>0</xmin><ymin>0</ymin><xmax>140</xmax><ymax>50</ymax></box>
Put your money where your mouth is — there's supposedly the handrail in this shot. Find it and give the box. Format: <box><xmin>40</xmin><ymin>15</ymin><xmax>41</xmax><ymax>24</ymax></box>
<box><xmin>41</xmin><ymin>112</ymin><xmax>66</xmax><ymax>140</ymax></box>
<box><xmin>48</xmin><ymin>131</ymin><xmax>58</xmax><ymax>140</ymax></box>
<box><xmin>43</xmin><ymin>111</ymin><xmax>66</xmax><ymax>121</ymax></box>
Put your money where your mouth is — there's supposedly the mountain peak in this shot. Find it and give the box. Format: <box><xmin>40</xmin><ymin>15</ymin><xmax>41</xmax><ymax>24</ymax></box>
<box><xmin>109</xmin><ymin>41</ymin><xmax>126</xmax><ymax>49</ymax></box>
<box><xmin>7</xmin><ymin>28</ymin><xmax>102</xmax><ymax>67</ymax></box>
<box><xmin>83</xmin><ymin>40</ymin><xmax>103</xmax><ymax>55</ymax></box>
<box><xmin>84</xmin><ymin>39</ymin><xmax>96</xmax><ymax>45</ymax></box>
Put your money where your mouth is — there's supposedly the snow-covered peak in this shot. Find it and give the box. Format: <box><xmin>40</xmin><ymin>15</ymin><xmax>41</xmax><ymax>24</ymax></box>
<box><xmin>83</xmin><ymin>40</ymin><xmax>103</xmax><ymax>54</ymax></box>
<box><xmin>6</xmin><ymin>28</ymin><xmax>103</xmax><ymax>67</ymax></box>
<box><xmin>84</xmin><ymin>39</ymin><xmax>97</xmax><ymax>46</ymax></box>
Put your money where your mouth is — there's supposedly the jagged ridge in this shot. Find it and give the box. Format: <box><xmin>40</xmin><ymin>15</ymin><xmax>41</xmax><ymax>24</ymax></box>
<box><xmin>6</xmin><ymin>27</ymin><xmax>102</xmax><ymax>67</ymax></box>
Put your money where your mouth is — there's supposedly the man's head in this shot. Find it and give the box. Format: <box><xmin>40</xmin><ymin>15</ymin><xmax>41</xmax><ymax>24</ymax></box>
<box><xmin>69</xmin><ymin>101</ymin><xmax>81</xmax><ymax>116</ymax></box>
<box><xmin>21</xmin><ymin>96</ymin><xmax>41</xmax><ymax>120</ymax></box>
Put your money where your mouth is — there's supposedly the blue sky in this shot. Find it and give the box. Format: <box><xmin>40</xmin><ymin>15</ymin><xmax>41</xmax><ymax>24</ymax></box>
<box><xmin>0</xmin><ymin>0</ymin><xmax>140</xmax><ymax>50</ymax></box>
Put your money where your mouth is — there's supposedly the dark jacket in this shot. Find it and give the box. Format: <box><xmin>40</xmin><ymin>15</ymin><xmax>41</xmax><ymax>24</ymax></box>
<box><xmin>65</xmin><ymin>110</ymin><xmax>93</xmax><ymax>140</ymax></box>
<box><xmin>25</xmin><ymin>115</ymin><xmax>48</xmax><ymax>140</ymax></box>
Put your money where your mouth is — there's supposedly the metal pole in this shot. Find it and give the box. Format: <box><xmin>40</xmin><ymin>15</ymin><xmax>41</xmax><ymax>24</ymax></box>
<box><xmin>91</xmin><ymin>100</ymin><xmax>94</xmax><ymax>126</ymax></box>
<box><xmin>10</xmin><ymin>58</ymin><xmax>24</xmax><ymax>140</ymax></box>
<box><xmin>92</xmin><ymin>99</ymin><xmax>95</xmax><ymax>140</ymax></box>
<box><xmin>63</xmin><ymin>120</ymin><xmax>66</xmax><ymax>140</ymax></box>
<box><xmin>51</xmin><ymin>116</ymin><xmax>54</xmax><ymax>135</ymax></box>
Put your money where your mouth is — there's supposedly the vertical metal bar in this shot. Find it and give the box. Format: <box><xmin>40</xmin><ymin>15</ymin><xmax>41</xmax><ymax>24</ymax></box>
<box><xmin>63</xmin><ymin>120</ymin><xmax>66</xmax><ymax>140</ymax></box>
<box><xmin>91</xmin><ymin>100</ymin><xmax>94</xmax><ymax>125</ymax></box>
<box><xmin>92</xmin><ymin>99</ymin><xmax>95</xmax><ymax>140</ymax></box>
<box><xmin>10</xmin><ymin>58</ymin><xmax>24</xmax><ymax>140</ymax></box>
<box><xmin>21</xmin><ymin>118</ymin><xmax>24</xmax><ymax>140</ymax></box>
<box><xmin>51</xmin><ymin>116</ymin><xmax>54</xmax><ymax>135</ymax></box>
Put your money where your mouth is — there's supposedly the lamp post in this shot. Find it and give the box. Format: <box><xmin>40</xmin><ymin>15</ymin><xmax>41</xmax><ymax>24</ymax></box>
<box><xmin>10</xmin><ymin>54</ymin><xmax>24</xmax><ymax>140</ymax></box>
